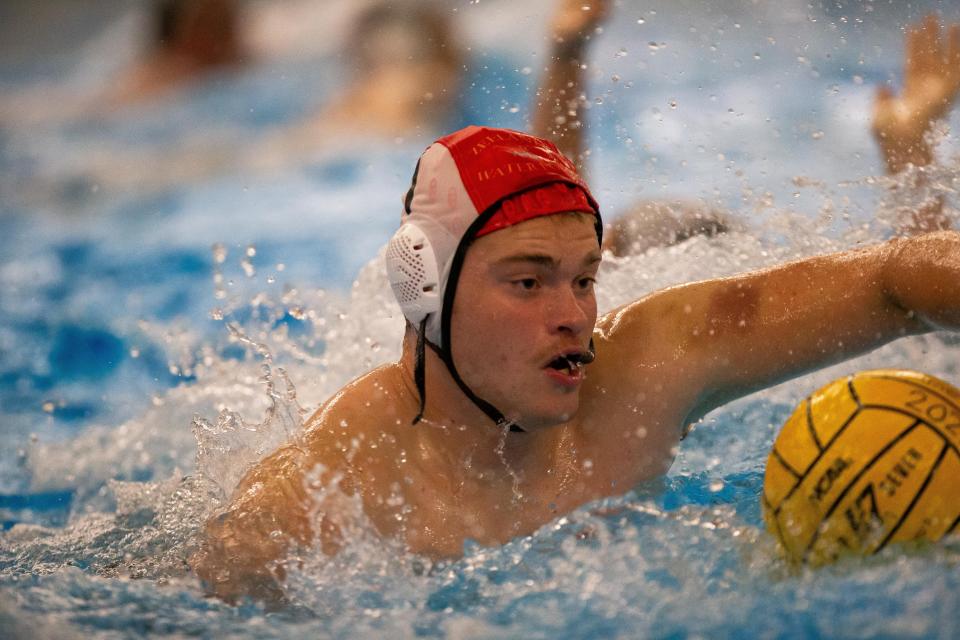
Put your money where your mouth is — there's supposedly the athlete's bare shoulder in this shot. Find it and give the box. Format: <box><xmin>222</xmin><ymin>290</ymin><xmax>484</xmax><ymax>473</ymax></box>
<box><xmin>592</xmin><ymin>285</ymin><xmax>698</xmax><ymax>373</ymax></box>
<box><xmin>305</xmin><ymin>362</ymin><xmax>405</xmax><ymax>421</ymax></box>
<box><xmin>300</xmin><ymin>363</ymin><xmax>418</xmax><ymax>471</ymax></box>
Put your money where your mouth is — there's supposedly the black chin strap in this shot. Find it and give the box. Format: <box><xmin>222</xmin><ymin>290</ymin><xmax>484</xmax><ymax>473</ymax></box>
<box><xmin>409</xmin><ymin>326</ymin><xmax>523</xmax><ymax>432</ymax></box>
<box><xmin>433</xmin><ymin>341</ymin><xmax>525</xmax><ymax>433</ymax></box>
<box><xmin>411</xmin><ymin>318</ymin><xmax>428</xmax><ymax>425</ymax></box>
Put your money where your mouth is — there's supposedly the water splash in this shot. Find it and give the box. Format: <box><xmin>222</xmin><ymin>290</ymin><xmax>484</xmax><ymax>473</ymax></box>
<box><xmin>193</xmin><ymin>322</ymin><xmax>306</xmax><ymax>500</ymax></box>
<box><xmin>4</xmin><ymin>120</ymin><xmax>960</xmax><ymax>640</ymax></box>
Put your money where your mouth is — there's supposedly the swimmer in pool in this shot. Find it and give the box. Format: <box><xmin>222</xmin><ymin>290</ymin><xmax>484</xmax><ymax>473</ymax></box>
<box><xmin>190</xmin><ymin>122</ymin><xmax>960</xmax><ymax>606</ymax></box>
<box><xmin>108</xmin><ymin>0</ymin><xmax>248</xmax><ymax>105</ymax></box>
<box><xmin>872</xmin><ymin>14</ymin><xmax>960</xmax><ymax>233</ymax></box>
<box><xmin>531</xmin><ymin>5</ymin><xmax>960</xmax><ymax>256</ymax></box>
<box><xmin>531</xmin><ymin>0</ymin><xmax>738</xmax><ymax>256</ymax></box>
<box><xmin>245</xmin><ymin>1</ymin><xmax>465</xmax><ymax>171</ymax></box>
<box><xmin>534</xmin><ymin>4</ymin><xmax>958</xmax><ymax>256</ymax></box>
<box><xmin>316</xmin><ymin>1</ymin><xmax>464</xmax><ymax>137</ymax></box>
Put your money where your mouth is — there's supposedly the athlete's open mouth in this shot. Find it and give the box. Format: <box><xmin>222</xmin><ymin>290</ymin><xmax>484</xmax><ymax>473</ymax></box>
<box><xmin>545</xmin><ymin>351</ymin><xmax>595</xmax><ymax>375</ymax></box>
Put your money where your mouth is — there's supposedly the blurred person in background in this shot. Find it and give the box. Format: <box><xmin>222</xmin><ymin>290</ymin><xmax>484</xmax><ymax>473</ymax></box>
<box><xmin>252</xmin><ymin>0</ymin><xmax>466</xmax><ymax>169</ymax></box>
<box><xmin>316</xmin><ymin>0</ymin><xmax>465</xmax><ymax>138</ymax></box>
<box><xmin>871</xmin><ymin>13</ymin><xmax>960</xmax><ymax>234</ymax></box>
<box><xmin>5</xmin><ymin>1</ymin><xmax>467</xmax><ymax>200</ymax></box>
<box><xmin>531</xmin><ymin>0</ymin><xmax>740</xmax><ymax>256</ymax></box>
<box><xmin>533</xmin><ymin>1</ymin><xmax>958</xmax><ymax>256</ymax></box>
<box><xmin>0</xmin><ymin>0</ymin><xmax>249</xmax><ymax>125</ymax></box>
<box><xmin>107</xmin><ymin>0</ymin><xmax>249</xmax><ymax>105</ymax></box>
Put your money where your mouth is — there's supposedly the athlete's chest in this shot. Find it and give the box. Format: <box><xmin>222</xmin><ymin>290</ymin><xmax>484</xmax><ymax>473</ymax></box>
<box><xmin>396</xmin><ymin>471</ymin><xmax>587</xmax><ymax>557</ymax></box>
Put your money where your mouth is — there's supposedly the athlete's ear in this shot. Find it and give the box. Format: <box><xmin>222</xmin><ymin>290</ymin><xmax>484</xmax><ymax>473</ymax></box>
<box><xmin>386</xmin><ymin>223</ymin><xmax>442</xmax><ymax>324</ymax></box>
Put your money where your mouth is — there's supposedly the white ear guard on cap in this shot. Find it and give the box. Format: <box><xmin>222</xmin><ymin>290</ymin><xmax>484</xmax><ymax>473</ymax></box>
<box><xmin>385</xmin><ymin>222</ymin><xmax>441</xmax><ymax>325</ymax></box>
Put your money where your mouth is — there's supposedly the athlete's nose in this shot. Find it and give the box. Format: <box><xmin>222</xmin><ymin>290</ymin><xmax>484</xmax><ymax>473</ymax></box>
<box><xmin>549</xmin><ymin>285</ymin><xmax>592</xmax><ymax>336</ymax></box>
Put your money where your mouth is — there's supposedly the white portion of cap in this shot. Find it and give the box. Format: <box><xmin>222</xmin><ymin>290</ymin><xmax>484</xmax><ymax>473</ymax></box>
<box><xmin>385</xmin><ymin>223</ymin><xmax>441</xmax><ymax>324</ymax></box>
<box><xmin>386</xmin><ymin>142</ymin><xmax>479</xmax><ymax>345</ymax></box>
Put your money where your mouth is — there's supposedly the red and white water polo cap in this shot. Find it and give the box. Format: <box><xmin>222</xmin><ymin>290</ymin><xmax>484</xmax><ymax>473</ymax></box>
<box><xmin>386</xmin><ymin>125</ymin><xmax>601</xmax><ymax>347</ymax></box>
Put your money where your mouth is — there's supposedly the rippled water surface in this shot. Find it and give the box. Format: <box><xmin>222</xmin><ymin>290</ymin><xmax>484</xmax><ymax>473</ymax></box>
<box><xmin>2</xmin><ymin>0</ymin><xmax>960</xmax><ymax>637</ymax></box>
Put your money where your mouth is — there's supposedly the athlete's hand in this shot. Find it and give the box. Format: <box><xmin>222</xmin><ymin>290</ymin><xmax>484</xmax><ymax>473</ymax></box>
<box><xmin>872</xmin><ymin>14</ymin><xmax>960</xmax><ymax>173</ymax></box>
<box><xmin>549</xmin><ymin>0</ymin><xmax>610</xmax><ymax>45</ymax></box>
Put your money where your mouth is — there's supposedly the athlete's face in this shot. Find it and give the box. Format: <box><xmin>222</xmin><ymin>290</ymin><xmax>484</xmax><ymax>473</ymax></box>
<box><xmin>450</xmin><ymin>213</ymin><xmax>601</xmax><ymax>431</ymax></box>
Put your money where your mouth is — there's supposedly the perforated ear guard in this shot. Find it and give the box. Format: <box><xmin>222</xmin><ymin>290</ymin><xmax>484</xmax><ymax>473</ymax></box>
<box><xmin>385</xmin><ymin>223</ymin><xmax>441</xmax><ymax>324</ymax></box>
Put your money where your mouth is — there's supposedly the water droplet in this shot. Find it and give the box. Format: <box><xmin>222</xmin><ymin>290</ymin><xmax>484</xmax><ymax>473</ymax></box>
<box><xmin>709</xmin><ymin>479</ymin><xmax>725</xmax><ymax>492</ymax></box>
<box><xmin>669</xmin><ymin>99</ymin><xmax>677</xmax><ymax>109</ymax></box>
<box><xmin>637</xmin><ymin>18</ymin><xmax>646</xmax><ymax>25</ymax></box>
<box><xmin>811</xmin><ymin>131</ymin><xmax>824</xmax><ymax>140</ymax></box>
<box><xmin>211</xmin><ymin>243</ymin><xmax>227</xmax><ymax>264</ymax></box>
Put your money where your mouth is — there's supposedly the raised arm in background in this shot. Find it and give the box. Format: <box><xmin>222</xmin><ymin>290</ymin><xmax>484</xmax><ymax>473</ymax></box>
<box><xmin>530</xmin><ymin>0</ymin><xmax>609</xmax><ymax>172</ymax></box>
<box><xmin>872</xmin><ymin>14</ymin><xmax>960</xmax><ymax>232</ymax></box>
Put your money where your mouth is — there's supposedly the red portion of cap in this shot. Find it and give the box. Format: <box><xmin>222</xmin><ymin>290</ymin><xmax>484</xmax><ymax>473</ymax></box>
<box><xmin>475</xmin><ymin>182</ymin><xmax>596</xmax><ymax>237</ymax></box>
<box><xmin>436</xmin><ymin>126</ymin><xmax>598</xmax><ymax>226</ymax></box>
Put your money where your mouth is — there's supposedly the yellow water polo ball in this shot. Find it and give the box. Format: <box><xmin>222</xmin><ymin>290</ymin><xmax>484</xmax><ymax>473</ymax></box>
<box><xmin>762</xmin><ymin>369</ymin><xmax>960</xmax><ymax>565</ymax></box>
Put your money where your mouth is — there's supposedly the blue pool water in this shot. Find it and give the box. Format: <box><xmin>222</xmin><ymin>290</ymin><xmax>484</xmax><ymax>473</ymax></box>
<box><xmin>2</xmin><ymin>1</ymin><xmax>960</xmax><ymax>637</ymax></box>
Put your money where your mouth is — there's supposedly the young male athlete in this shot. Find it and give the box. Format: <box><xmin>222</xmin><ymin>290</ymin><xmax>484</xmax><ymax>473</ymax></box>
<box><xmin>191</xmin><ymin>123</ymin><xmax>960</xmax><ymax>605</ymax></box>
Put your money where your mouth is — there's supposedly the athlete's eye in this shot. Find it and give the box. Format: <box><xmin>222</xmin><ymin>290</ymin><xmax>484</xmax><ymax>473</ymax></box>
<box><xmin>577</xmin><ymin>277</ymin><xmax>597</xmax><ymax>291</ymax></box>
<box><xmin>513</xmin><ymin>278</ymin><xmax>539</xmax><ymax>290</ymax></box>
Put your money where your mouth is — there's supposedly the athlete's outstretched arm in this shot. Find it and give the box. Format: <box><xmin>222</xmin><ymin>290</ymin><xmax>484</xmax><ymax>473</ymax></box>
<box><xmin>530</xmin><ymin>0</ymin><xmax>609</xmax><ymax>171</ymax></box>
<box><xmin>600</xmin><ymin>230</ymin><xmax>960</xmax><ymax>423</ymax></box>
<box><xmin>872</xmin><ymin>14</ymin><xmax>960</xmax><ymax>232</ymax></box>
